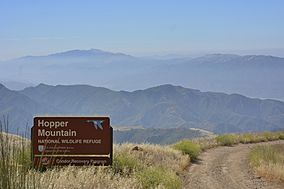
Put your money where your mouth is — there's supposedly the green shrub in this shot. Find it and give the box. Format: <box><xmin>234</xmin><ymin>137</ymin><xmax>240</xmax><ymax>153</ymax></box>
<box><xmin>112</xmin><ymin>153</ymin><xmax>142</xmax><ymax>174</ymax></box>
<box><xmin>173</xmin><ymin>140</ymin><xmax>201</xmax><ymax>161</ymax></box>
<box><xmin>239</xmin><ymin>133</ymin><xmax>254</xmax><ymax>144</ymax></box>
<box><xmin>253</xmin><ymin>135</ymin><xmax>268</xmax><ymax>143</ymax></box>
<box><xmin>261</xmin><ymin>131</ymin><xmax>278</xmax><ymax>141</ymax></box>
<box><xmin>279</xmin><ymin>132</ymin><xmax>284</xmax><ymax>140</ymax></box>
<box><xmin>238</xmin><ymin>133</ymin><xmax>271</xmax><ymax>144</ymax></box>
<box><xmin>136</xmin><ymin>166</ymin><xmax>181</xmax><ymax>189</ymax></box>
<box><xmin>216</xmin><ymin>134</ymin><xmax>238</xmax><ymax>146</ymax></box>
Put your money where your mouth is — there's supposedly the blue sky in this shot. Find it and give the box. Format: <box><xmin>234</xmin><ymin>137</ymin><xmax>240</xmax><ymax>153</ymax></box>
<box><xmin>0</xmin><ymin>0</ymin><xmax>284</xmax><ymax>60</ymax></box>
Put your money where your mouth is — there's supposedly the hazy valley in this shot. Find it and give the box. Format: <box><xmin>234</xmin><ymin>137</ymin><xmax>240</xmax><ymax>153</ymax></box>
<box><xmin>1</xmin><ymin>49</ymin><xmax>284</xmax><ymax>101</ymax></box>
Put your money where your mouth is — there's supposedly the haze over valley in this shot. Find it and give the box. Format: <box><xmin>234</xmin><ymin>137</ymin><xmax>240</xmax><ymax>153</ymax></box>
<box><xmin>1</xmin><ymin>49</ymin><xmax>284</xmax><ymax>101</ymax></box>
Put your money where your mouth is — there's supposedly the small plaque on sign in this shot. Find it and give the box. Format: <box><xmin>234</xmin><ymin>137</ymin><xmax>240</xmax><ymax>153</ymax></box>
<box><xmin>31</xmin><ymin>117</ymin><xmax>113</xmax><ymax>168</ymax></box>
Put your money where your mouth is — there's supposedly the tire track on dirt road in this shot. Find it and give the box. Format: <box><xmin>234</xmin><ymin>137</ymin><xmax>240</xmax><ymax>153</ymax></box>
<box><xmin>184</xmin><ymin>140</ymin><xmax>284</xmax><ymax>189</ymax></box>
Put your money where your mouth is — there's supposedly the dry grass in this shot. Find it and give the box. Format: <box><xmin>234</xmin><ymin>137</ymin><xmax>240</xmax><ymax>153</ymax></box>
<box><xmin>0</xmin><ymin>129</ymin><xmax>190</xmax><ymax>189</ymax></box>
<box><xmin>113</xmin><ymin>143</ymin><xmax>189</xmax><ymax>188</ymax></box>
<box><xmin>114</xmin><ymin>143</ymin><xmax>190</xmax><ymax>173</ymax></box>
<box><xmin>199</xmin><ymin>131</ymin><xmax>284</xmax><ymax>149</ymax></box>
<box><xmin>0</xmin><ymin>115</ymin><xmax>192</xmax><ymax>189</ymax></box>
<box><xmin>249</xmin><ymin>144</ymin><xmax>284</xmax><ymax>183</ymax></box>
<box><xmin>26</xmin><ymin>167</ymin><xmax>141</xmax><ymax>189</ymax></box>
<box><xmin>190</xmin><ymin>136</ymin><xmax>218</xmax><ymax>151</ymax></box>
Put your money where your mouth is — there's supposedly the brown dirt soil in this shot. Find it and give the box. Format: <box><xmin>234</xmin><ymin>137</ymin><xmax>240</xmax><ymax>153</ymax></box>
<box><xmin>183</xmin><ymin>140</ymin><xmax>284</xmax><ymax>189</ymax></box>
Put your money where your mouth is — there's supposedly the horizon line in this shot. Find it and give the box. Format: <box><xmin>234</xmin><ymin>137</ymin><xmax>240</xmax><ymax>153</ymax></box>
<box><xmin>2</xmin><ymin>48</ymin><xmax>284</xmax><ymax>61</ymax></box>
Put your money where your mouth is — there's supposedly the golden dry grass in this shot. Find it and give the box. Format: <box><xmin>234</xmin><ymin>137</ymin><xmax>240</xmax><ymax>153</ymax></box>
<box><xmin>0</xmin><ymin>131</ymin><xmax>190</xmax><ymax>189</ymax></box>
<box><xmin>114</xmin><ymin>143</ymin><xmax>190</xmax><ymax>173</ymax></box>
<box><xmin>249</xmin><ymin>144</ymin><xmax>284</xmax><ymax>183</ymax></box>
<box><xmin>26</xmin><ymin>167</ymin><xmax>141</xmax><ymax>189</ymax></box>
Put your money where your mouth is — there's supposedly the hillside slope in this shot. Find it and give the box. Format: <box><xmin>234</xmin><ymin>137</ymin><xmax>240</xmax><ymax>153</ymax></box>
<box><xmin>1</xmin><ymin>82</ymin><xmax>284</xmax><ymax>134</ymax></box>
<box><xmin>0</xmin><ymin>84</ymin><xmax>52</xmax><ymax>133</ymax></box>
<box><xmin>17</xmin><ymin>83</ymin><xmax>284</xmax><ymax>134</ymax></box>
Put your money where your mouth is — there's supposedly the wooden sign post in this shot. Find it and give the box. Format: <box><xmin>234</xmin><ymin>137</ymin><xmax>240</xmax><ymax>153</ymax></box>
<box><xmin>31</xmin><ymin>117</ymin><xmax>112</xmax><ymax>167</ymax></box>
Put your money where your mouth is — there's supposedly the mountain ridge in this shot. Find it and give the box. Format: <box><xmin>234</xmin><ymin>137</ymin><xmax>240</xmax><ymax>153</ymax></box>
<box><xmin>3</xmin><ymin>49</ymin><xmax>284</xmax><ymax>62</ymax></box>
<box><xmin>1</xmin><ymin>83</ymin><xmax>283</xmax><ymax>134</ymax></box>
<box><xmin>14</xmin><ymin>49</ymin><xmax>132</xmax><ymax>61</ymax></box>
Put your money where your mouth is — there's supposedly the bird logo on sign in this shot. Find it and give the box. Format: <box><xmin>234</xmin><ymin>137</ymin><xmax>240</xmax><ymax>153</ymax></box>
<box><xmin>86</xmin><ymin>120</ymin><xmax>104</xmax><ymax>130</ymax></box>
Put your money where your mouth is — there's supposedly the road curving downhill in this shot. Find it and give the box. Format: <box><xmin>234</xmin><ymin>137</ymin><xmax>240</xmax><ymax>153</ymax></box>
<box><xmin>184</xmin><ymin>140</ymin><xmax>284</xmax><ymax>189</ymax></box>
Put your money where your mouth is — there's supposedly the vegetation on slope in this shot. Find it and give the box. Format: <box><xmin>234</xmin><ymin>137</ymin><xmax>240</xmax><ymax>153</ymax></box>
<box><xmin>215</xmin><ymin>132</ymin><xmax>284</xmax><ymax>147</ymax></box>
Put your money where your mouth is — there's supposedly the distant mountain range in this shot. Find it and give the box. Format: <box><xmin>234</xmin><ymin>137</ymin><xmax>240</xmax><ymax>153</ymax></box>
<box><xmin>1</xmin><ymin>83</ymin><xmax>284</xmax><ymax>136</ymax></box>
<box><xmin>0</xmin><ymin>49</ymin><xmax>284</xmax><ymax>100</ymax></box>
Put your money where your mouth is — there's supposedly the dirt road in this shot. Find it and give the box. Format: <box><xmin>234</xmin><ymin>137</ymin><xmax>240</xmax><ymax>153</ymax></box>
<box><xmin>184</xmin><ymin>140</ymin><xmax>284</xmax><ymax>189</ymax></box>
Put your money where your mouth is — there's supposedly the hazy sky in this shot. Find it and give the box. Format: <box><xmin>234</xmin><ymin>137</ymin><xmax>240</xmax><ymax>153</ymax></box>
<box><xmin>0</xmin><ymin>0</ymin><xmax>284</xmax><ymax>60</ymax></box>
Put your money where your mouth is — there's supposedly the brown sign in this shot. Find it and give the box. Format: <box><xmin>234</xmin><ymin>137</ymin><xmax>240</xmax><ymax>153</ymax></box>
<box><xmin>31</xmin><ymin>117</ymin><xmax>112</xmax><ymax>167</ymax></box>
